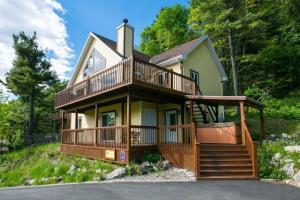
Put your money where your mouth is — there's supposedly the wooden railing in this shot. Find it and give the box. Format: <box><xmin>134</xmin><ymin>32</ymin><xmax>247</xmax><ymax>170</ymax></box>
<box><xmin>61</xmin><ymin>124</ymin><xmax>194</xmax><ymax>148</ymax></box>
<box><xmin>55</xmin><ymin>56</ymin><xmax>195</xmax><ymax>108</ymax></box>
<box><xmin>243</xmin><ymin>121</ymin><xmax>258</xmax><ymax>177</ymax></box>
<box><xmin>61</xmin><ymin>126</ymin><xmax>127</xmax><ymax>149</ymax></box>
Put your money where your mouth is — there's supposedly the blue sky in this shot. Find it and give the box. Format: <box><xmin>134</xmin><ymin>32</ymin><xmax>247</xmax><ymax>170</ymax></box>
<box><xmin>59</xmin><ymin>0</ymin><xmax>189</xmax><ymax>66</ymax></box>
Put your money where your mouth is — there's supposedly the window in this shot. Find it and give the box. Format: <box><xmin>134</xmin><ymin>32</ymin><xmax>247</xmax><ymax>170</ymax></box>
<box><xmin>158</xmin><ymin>72</ymin><xmax>168</xmax><ymax>86</ymax></box>
<box><xmin>77</xmin><ymin>117</ymin><xmax>82</xmax><ymax>129</ymax></box>
<box><xmin>190</xmin><ymin>70</ymin><xmax>199</xmax><ymax>86</ymax></box>
<box><xmin>100</xmin><ymin>111</ymin><xmax>116</xmax><ymax>127</ymax></box>
<box><xmin>83</xmin><ymin>49</ymin><xmax>106</xmax><ymax>77</ymax></box>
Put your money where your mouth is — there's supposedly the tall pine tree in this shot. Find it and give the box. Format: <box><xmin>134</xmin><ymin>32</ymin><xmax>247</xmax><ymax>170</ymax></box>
<box><xmin>6</xmin><ymin>32</ymin><xmax>56</xmax><ymax>144</ymax></box>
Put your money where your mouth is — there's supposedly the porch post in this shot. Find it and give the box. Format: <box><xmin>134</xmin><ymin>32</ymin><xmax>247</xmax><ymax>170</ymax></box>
<box><xmin>127</xmin><ymin>94</ymin><xmax>131</xmax><ymax>161</ymax></box>
<box><xmin>75</xmin><ymin>109</ymin><xmax>78</xmax><ymax>145</ymax></box>
<box><xmin>61</xmin><ymin>110</ymin><xmax>64</xmax><ymax>143</ymax></box>
<box><xmin>260</xmin><ymin>108</ymin><xmax>265</xmax><ymax>140</ymax></box>
<box><xmin>189</xmin><ymin>100</ymin><xmax>194</xmax><ymax>124</ymax></box>
<box><xmin>94</xmin><ymin>104</ymin><xmax>98</xmax><ymax>147</ymax></box>
<box><xmin>239</xmin><ymin>101</ymin><xmax>246</xmax><ymax>145</ymax></box>
<box><xmin>156</xmin><ymin>102</ymin><xmax>159</xmax><ymax>145</ymax></box>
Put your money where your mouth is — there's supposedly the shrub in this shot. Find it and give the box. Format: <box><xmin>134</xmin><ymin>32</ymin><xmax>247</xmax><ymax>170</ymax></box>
<box><xmin>125</xmin><ymin>161</ymin><xmax>141</xmax><ymax>176</ymax></box>
<box><xmin>141</xmin><ymin>153</ymin><xmax>162</xmax><ymax>163</ymax></box>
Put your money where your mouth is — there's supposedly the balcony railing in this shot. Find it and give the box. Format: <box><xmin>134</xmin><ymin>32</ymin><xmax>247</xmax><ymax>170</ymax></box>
<box><xmin>55</xmin><ymin>56</ymin><xmax>195</xmax><ymax>108</ymax></box>
<box><xmin>61</xmin><ymin>124</ymin><xmax>194</xmax><ymax>148</ymax></box>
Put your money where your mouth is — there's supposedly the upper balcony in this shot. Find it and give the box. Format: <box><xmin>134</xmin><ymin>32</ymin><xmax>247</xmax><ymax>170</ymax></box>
<box><xmin>55</xmin><ymin>56</ymin><xmax>196</xmax><ymax>109</ymax></box>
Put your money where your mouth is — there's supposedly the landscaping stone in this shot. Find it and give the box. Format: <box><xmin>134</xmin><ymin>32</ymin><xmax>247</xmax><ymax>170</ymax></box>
<box><xmin>24</xmin><ymin>179</ymin><xmax>36</xmax><ymax>186</ymax></box>
<box><xmin>284</xmin><ymin>145</ymin><xmax>300</xmax><ymax>153</ymax></box>
<box><xmin>281</xmin><ymin>133</ymin><xmax>289</xmax><ymax>139</ymax></box>
<box><xmin>293</xmin><ymin>171</ymin><xmax>300</xmax><ymax>183</ymax></box>
<box><xmin>274</xmin><ymin>153</ymin><xmax>281</xmax><ymax>161</ymax></box>
<box><xmin>105</xmin><ymin>167</ymin><xmax>126</xmax><ymax>180</ymax></box>
<box><xmin>283</xmin><ymin>159</ymin><xmax>293</xmax><ymax>163</ymax></box>
<box><xmin>282</xmin><ymin>163</ymin><xmax>294</xmax><ymax>177</ymax></box>
<box><xmin>141</xmin><ymin>161</ymin><xmax>150</xmax><ymax>168</ymax></box>
<box><xmin>67</xmin><ymin>165</ymin><xmax>77</xmax><ymax>174</ymax></box>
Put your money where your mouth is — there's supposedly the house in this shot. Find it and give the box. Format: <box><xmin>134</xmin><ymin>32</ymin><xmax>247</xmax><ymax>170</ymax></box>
<box><xmin>55</xmin><ymin>19</ymin><xmax>264</xmax><ymax>180</ymax></box>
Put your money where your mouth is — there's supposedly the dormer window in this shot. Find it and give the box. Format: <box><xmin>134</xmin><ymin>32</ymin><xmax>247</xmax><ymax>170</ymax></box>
<box><xmin>83</xmin><ymin>49</ymin><xmax>106</xmax><ymax>77</ymax></box>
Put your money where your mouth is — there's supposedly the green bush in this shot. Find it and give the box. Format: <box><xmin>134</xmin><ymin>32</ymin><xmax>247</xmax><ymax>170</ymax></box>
<box><xmin>125</xmin><ymin>161</ymin><xmax>141</xmax><ymax>176</ymax></box>
<box><xmin>141</xmin><ymin>153</ymin><xmax>162</xmax><ymax>163</ymax></box>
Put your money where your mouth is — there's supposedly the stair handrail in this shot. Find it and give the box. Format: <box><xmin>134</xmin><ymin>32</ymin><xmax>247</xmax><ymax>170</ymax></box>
<box><xmin>243</xmin><ymin>121</ymin><xmax>258</xmax><ymax>178</ymax></box>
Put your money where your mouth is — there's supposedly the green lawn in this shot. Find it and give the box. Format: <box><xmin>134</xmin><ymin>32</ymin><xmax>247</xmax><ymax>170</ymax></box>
<box><xmin>0</xmin><ymin>143</ymin><xmax>118</xmax><ymax>187</ymax></box>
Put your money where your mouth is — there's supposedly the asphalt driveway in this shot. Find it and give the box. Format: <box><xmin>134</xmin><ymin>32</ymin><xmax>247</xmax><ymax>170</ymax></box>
<box><xmin>0</xmin><ymin>181</ymin><xmax>299</xmax><ymax>200</ymax></box>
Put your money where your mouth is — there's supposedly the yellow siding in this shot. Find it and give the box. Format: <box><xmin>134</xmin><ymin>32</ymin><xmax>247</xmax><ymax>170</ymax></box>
<box><xmin>182</xmin><ymin>41</ymin><xmax>223</xmax><ymax>96</ymax></box>
<box><xmin>166</xmin><ymin>63</ymin><xmax>181</xmax><ymax>74</ymax></box>
<box><xmin>74</xmin><ymin>38</ymin><xmax>122</xmax><ymax>84</ymax></box>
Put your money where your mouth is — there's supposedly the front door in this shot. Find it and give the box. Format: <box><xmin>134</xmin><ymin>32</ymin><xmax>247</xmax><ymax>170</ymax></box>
<box><xmin>165</xmin><ymin>110</ymin><xmax>178</xmax><ymax>142</ymax></box>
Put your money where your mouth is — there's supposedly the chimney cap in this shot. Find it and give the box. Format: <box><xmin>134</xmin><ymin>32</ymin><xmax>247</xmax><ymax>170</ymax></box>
<box><xmin>123</xmin><ymin>18</ymin><xmax>128</xmax><ymax>23</ymax></box>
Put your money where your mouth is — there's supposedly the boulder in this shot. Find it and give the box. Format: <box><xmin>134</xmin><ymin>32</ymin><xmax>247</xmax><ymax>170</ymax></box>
<box><xmin>67</xmin><ymin>165</ymin><xmax>77</xmax><ymax>174</ymax></box>
<box><xmin>105</xmin><ymin>167</ymin><xmax>126</xmax><ymax>180</ymax></box>
<box><xmin>274</xmin><ymin>153</ymin><xmax>281</xmax><ymax>161</ymax></box>
<box><xmin>293</xmin><ymin>171</ymin><xmax>300</xmax><ymax>183</ymax></box>
<box><xmin>24</xmin><ymin>179</ymin><xmax>36</xmax><ymax>186</ymax></box>
<box><xmin>141</xmin><ymin>161</ymin><xmax>150</xmax><ymax>168</ymax></box>
<box><xmin>282</xmin><ymin>163</ymin><xmax>294</xmax><ymax>177</ymax></box>
<box><xmin>284</xmin><ymin>146</ymin><xmax>300</xmax><ymax>153</ymax></box>
<box><xmin>162</xmin><ymin>160</ymin><xmax>171</xmax><ymax>170</ymax></box>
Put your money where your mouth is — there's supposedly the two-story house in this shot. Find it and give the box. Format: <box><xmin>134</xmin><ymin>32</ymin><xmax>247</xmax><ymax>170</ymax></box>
<box><xmin>55</xmin><ymin>19</ymin><xmax>264</xmax><ymax>180</ymax></box>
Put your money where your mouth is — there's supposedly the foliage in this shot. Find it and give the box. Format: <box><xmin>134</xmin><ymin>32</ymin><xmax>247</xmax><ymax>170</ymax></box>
<box><xmin>0</xmin><ymin>143</ymin><xmax>117</xmax><ymax>187</ymax></box>
<box><xmin>5</xmin><ymin>31</ymin><xmax>57</xmax><ymax>140</ymax></box>
<box><xmin>140</xmin><ymin>4</ymin><xmax>195</xmax><ymax>56</ymax></box>
<box><xmin>141</xmin><ymin>153</ymin><xmax>163</xmax><ymax>163</ymax></box>
<box><xmin>258</xmin><ymin>136</ymin><xmax>300</xmax><ymax>179</ymax></box>
<box><xmin>125</xmin><ymin>161</ymin><xmax>141</xmax><ymax>176</ymax></box>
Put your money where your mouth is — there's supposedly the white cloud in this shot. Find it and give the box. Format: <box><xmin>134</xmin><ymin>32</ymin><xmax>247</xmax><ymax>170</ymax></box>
<box><xmin>0</xmin><ymin>0</ymin><xmax>74</xmax><ymax>96</ymax></box>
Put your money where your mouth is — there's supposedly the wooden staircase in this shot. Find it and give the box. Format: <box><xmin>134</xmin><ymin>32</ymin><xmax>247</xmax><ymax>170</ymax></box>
<box><xmin>186</xmin><ymin>101</ymin><xmax>208</xmax><ymax>126</ymax></box>
<box><xmin>197</xmin><ymin>144</ymin><xmax>257</xmax><ymax>179</ymax></box>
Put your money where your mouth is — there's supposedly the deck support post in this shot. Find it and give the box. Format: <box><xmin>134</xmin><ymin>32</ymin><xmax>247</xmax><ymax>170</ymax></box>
<box><xmin>75</xmin><ymin>109</ymin><xmax>78</xmax><ymax>145</ymax></box>
<box><xmin>127</xmin><ymin>94</ymin><xmax>131</xmax><ymax>161</ymax></box>
<box><xmin>240</xmin><ymin>101</ymin><xmax>246</xmax><ymax>145</ymax></box>
<box><xmin>260</xmin><ymin>109</ymin><xmax>265</xmax><ymax>140</ymax></box>
<box><xmin>94</xmin><ymin>104</ymin><xmax>98</xmax><ymax>147</ymax></box>
<box><xmin>61</xmin><ymin>111</ymin><xmax>64</xmax><ymax>143</ymax></box>
<box><xmin>156</xmin><ymin>102</ymin><xmax>159</xmax><ymax>145</ymax></box>
<box><xmin>189</xmin><ymin>100</ymin><xmax>194</xmax><ymax>124</ymax></box>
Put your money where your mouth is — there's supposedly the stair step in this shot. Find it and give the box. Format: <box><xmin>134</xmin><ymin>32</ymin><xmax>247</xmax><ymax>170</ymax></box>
<box><xmin>200</xmin><ymin>144</ymin><xmax>246</xmax><ymax>151</ymax></box>
<box><xmin>197</xmin><ymin>176</ymin><xmax>257</xmax><ymax>180</ymax></box>
<box><xmin>200</xmin><ymin>170</ymin><xmax>253</xmax><ymax>177</ymax></box>
<box><xmin>201</xmin><ymin>165</ymin><xmax>253</xmax><ymax>170</ymax></box>
<box><xmin>200</xmin><ymin>153</ymin><xmax>250</xmax><ymax>157</ymax></box>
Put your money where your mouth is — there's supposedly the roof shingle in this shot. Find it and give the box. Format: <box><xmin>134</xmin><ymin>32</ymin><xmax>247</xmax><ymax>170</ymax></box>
<box><xmin>150</xmin><ymin>36</ymin><xmax>204</xmax><ymax>64</ymax></box>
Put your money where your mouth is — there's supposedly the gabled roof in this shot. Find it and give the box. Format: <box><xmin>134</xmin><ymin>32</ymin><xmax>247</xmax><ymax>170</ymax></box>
<box><xmin>92</xmin><ymin>32</ymin><xmax>151</xmax><ymax>62</ymax></box>
<box><xmin>68</xmin><ymin>32</ymin><xmax>150</xmax><ymax>87</ymax></box>
<box><xmin>150</xmin><ymin>36</ymin><xmax>205</xmax><ymax>64</ymax></box>
<box><xmin>150</xmin><ymin>35</ymin><xmax>228</xmax><ymax>81</ymax></box>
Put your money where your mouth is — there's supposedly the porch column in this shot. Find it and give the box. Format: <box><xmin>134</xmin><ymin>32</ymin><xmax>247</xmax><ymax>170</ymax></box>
<box><xmin>94</xmin><ymin>104</ymin><xmax>98</xmax><ymax>147</ymax></box>
<box><xmin>239</xmin><ymin>101</ymin><xmax>246</xmax><ymax>145</ymax></box>
<box><xmin>74</xmin><ymin>109</ymin><xmax>78</xmax><ymax>145</ymax></box>
<box><xmin>156</xmin><ymin>102</ymin><xmax>159</xmax><ymax>145</ymax></box>
<box><xmin>127</xmin><ymin>94</ymin><xmax>131</xmax><ymax>160</ymax></box>
<box><xmin>61</xmin><ymin>111</ymin><xmax>64</xmax><ymax>143</ymax></box>
<box><xmin>189</xmin><ymin>100</ymin><xmax>194</xmax><ymax>124</ymax></box>
<box><xmin>260</xmin><ymin>108</ymin><xmax>265</xmax><ymax>140</ymax></box>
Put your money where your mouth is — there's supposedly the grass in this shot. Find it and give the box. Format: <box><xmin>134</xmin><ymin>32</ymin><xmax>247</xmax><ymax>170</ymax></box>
<box><xmin>0</xmin><ymin>143</ymin><xmax>118</xmax><ymax>187</ymax></box>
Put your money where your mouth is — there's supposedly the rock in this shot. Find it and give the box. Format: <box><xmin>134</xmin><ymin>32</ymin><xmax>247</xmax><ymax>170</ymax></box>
<box><xmin>283</xmin><ymin>159</ymin><xmax>293</xmax><ymax>163</ymax></box>
<box><xmin>284</xmin><ymin>146</ymin><xmax>300</xmax><ymax>153</ymax></box>
<box><xmin>67</xmin><ymin>165</ymin><xmax>77</xmax><ymax>174</ymax></box>
<box><xmin>274</xmin><ymin>153</ymin><xmax>281</xmax><ymax>161</ymax></box>
<box><xmin>282</xmin><ymin>133</ymin><xmax>289</xmax><ymax>138</ymax></box>
<box><xmin>141</xmin><ymin>161</ymin><xmax>150</xmax><ymax>168</ymax></box>
<box><xmin>24</xmin><ymin>179</ymin><xmax>36</xmax><ymax>186</ymax></box>
<box><xmin>283</xmin><ymin>163</ymin><xmax>294</xmax><ymax>177</ymax></box>
<box><xmin>293</xmin><ymin>171</ymin><xmax>300</xmax><ymax>182</ymax></box>
<box><xmin>162</xmin><ymin>160</ymin><xmax>171</xmax><ymax>170</ymax></box>
<box><xmin>105</xmin><ymin>167</ymin><xmax>126</xmax><ymax>180</ymax></box>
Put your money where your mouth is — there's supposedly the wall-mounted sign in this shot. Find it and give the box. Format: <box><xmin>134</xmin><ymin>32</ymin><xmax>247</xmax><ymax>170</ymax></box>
<box><xmin>120</xmin><ymin>151</ymin><xmax>125</xmax><ymax>161</ymax></box>
<box><xmin>105</xmin><ymin>150</ymin><xmax>115</xmax><ymax>160</ymax></box>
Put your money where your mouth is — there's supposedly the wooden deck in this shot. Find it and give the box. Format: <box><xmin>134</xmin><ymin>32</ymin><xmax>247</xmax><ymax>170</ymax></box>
<box><xmin>55</xmin><ymin>56</ymin><xmax>195</xmax><ymax>109</ymax></box>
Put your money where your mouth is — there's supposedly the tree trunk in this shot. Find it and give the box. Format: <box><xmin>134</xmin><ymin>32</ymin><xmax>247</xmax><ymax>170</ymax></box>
<box><xmin>228</xmin><ymin>28</ymin><xmax>239</xmax><ymax>96</ymax></box>
<box><xmin>29</xmin><ymin>94</ymin><xmax>35</xmax><ymax>144</ymax></box>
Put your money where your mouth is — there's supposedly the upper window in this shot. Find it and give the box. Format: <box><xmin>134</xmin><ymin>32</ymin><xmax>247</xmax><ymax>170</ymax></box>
<box><xmin>83</xmin><ymin>49</ymin><xmax>106</xmax><ymax>77</ymax></box>
<box><xmin>190</xmin><ymin>69</ymin><xmax>200</xmax><ymax>87</ymax></box>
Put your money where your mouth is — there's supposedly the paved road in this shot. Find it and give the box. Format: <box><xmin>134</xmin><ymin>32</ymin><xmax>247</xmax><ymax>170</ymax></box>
<box><xmin>0</xmin><ymin>181</ymin><xmax>299</xmax><ymax>200</ymax></box>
